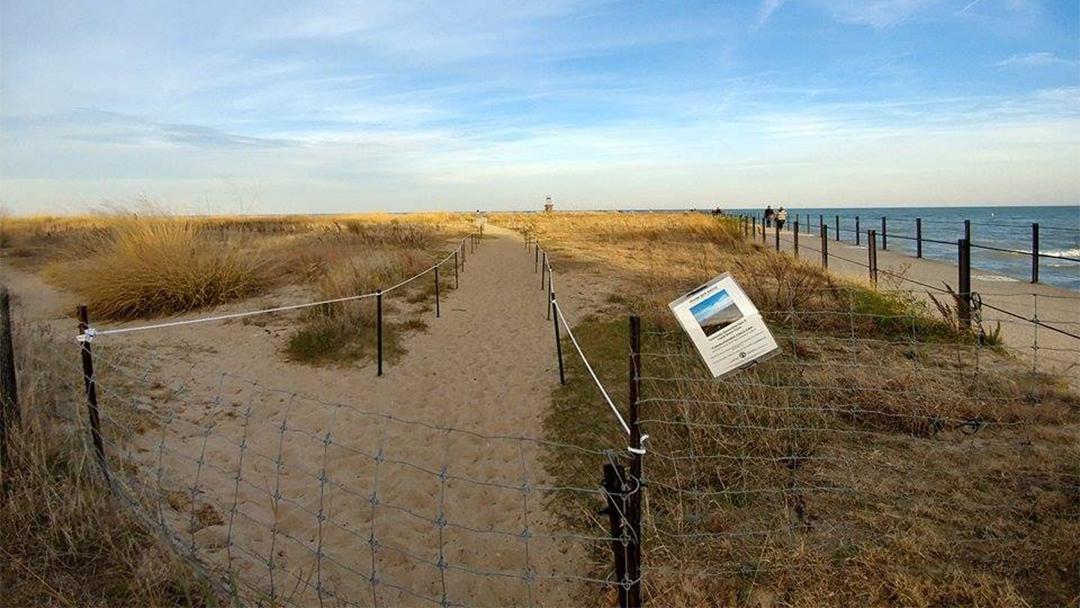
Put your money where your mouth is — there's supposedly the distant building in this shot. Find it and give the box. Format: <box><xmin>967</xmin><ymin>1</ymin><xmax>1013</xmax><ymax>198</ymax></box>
<box><xmin>543</xmin><ymin>195</ymin><xmax>555</xmax><ymax>213</ymax></box>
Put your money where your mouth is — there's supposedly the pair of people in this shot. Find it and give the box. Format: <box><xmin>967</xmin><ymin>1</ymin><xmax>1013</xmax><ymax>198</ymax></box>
<box><xmin>764</xmin><ymin>205</ymin><xmax>789</xmax><ymax>230</ymax></box>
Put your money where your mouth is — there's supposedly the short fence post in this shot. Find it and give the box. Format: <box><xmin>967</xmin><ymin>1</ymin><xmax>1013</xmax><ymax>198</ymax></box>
<box><xmin>752</xmin><ymin>216</ymin><xmax>757</xmax><ymax>239</ymax></box>
<box><xmin>535</xmin><ymin>243</ymin><xmax>540</xmax><ymax>273</ymax></box>
<box><xmin>881</xmin><ymin>216</ymin><xmax>887</xmax><ymax>250</ymax></box>
<box><xmin>602</xmin><ymin>463</ymin><xmax>628</xmax><ymax>608</ymax></box>
<box><xmin>868</xmin><ymin>231</ymin><xmax>878</xmax><ymax>284</ymax></box>
<box><xmin>774</xmin><ymin>222</ymin><xmax>780</xmax><ymax>251</ymax></box>
<box><xmin>434</xmin><ymin>266</ymin><xmax>441</xmax><ymax>318</ymax></box>
<box><xmin>964</xmin><ymin>219</ymin><xmax>971</xmax><ymax>243</ymax></box>
<box><xmin>0</xmin><ymin>286</ymin><xmax>19</xmax><ymax>474</ymax></box>
<box><xmin>1031</xmin><ymin>223</ymin><xmax>1039</xmax><ymax>283</ymax></box>
<box><xmin>821</xmin><ymin>225</ymin><xmax>829</xmax><ymax>269</ymax></box>
<box><xmin>818</xmin><ymin>214</ymin><xmax>824</xmax><ymax>237</ymax></box>
<box><xmin>958</xmin><ymin>239</ymin><xmax>971</xmax><ymax>331</ymax></box>
<box><xmin>916</xmin><ymin>218</ymin><xmax>923</xmax><ymax>258</ymax></box>
<box><xmin>762</xmin><ymin>217</ymin><xmax>767</xmax><ymax>244</ymax></box>
<box><xmin>77</xmin><ymin>306</ymin><xmax>109</xmax><ymax>483</ymax></box>
<box><xmin>376</xmin><ymin>290</ymin><xmax>383</xmax><ymax>376</ymax></box>
<box><xmin>541</xmin><ymin>252</ymin><xmax>547</xmax><ymax>290</ymax></box>
<box><xmin>835</xmin><ymin>215</ymin><xmax>840</xmax><ymax>241</ymax></box>
<box><xmin>626</xmin><ymin>316</ymin><xmax>643</xmax><ymax>608</ymax></box>
<box><xmin>546</xmin><ymin>264</ymin><xmax>552</xmax><ymax>321</ymax></box>
<box><xmin>461</xmin><ymin>239</ymin><xmax>467</xmax><ymax>270</ymax></box>
<box><xmin>551</xmin><ymin>293</ymin><xmax>565</xmax><ymax>385</ymax></box>
<box><xmin>805</xmin><ymin>214</ymin><xmax>810</xmax><ymax>234</ymax></box>
<box><xmin>855</xmin><ymin>216</ymin><xmax>860</xmax><ymax>245</ymax></box>
<box><xmin>793</xmin><ymin>220</ymin><xmax>799</xmax><ymax>257</ymax></box>
<box><xmin>454</xmin><ymin>251</ymin><xmax>459</xmax><ymax>288</ymax></box>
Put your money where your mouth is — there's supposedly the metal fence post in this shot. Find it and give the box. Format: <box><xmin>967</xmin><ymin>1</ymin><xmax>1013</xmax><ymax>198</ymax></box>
<box><xmin>461</xmin><ymin>239</ymin><xmax>467</xmax><ymax>271</ymax></box>
<box><xmin>855</xmin><ymin>216</ymin><xmax>860</xmax><ymax>245</ymax></box>
<box><xmin>958</xmin><ymin>239</ymin><xmax>971</xmax><ymax>331</ymax></box>
<box><xmin>376</xmin><ymin>290</ymin><xmax>383</xmax><ymax>376</ymax></box>
<box><xmin>752</xmin><ymin>216</ymin><xmax>757</xmax><ymax>239</ymax></box>
<box><xmin>835</xmin><ymin>215</ymin><xmax>840</xmax><ymax>241</ymax></box>
<box><xmin>774</xmin><ymin>222</ymin><xmax>780</xmax><ymax>251</ymax></box>
<box><xmin>602</xmin><ymin>463</ymin><xmax>628</xmax><ymax>608</ymax></box>
<box><xmin>881</xmin><ymin>216</ymin><xmax>887</xmax><ymax>250</ymax></box>
<box><xmin>77</xmin><ymin>306</ymin><xmax>109</xmax><ymax>483</ymax></box>
<box><xmin>541</xmin><ymin>252</ymin><xmax>547</xmax><ymax>290</ymax></box>
<box><xmin>434</xmin><ymin>266</ymin><xmax>441</xmax><ymax>318</ymax></box>
<box><xmin>551</xmin><ymin>293</ymin><xmax>565</xmax><ymax>385</ymax></box>
<box><xmin>546</xmin><ymin>264</ymin><xmax>552</xmax><ymax>321</ymax></box>
<box><xmin>535</xmin><ymin>243</ymin><xmax>540</xmax><ymax>273</ymax></box>
<box><xmin>821</xmin><ymin>225</ymin><xmax>829</xmax><ymax>269</ymax></box>
<box><xmin>818</xmin><ymin>214</ymin><xmax>824</xmax><ymax>236</ymax></box>
<box><xmin>793</xmin><ymin>220</ymin><xmax>799</xmax><ymax>258</ymax></box>
<box><xmin>626</xmin><ymin>316</ymin><xmax>643</xmax><ymax>608</ymax></box>
<box><xmin>454</xmin><ymin>251</ymin><xmax>459</xmax><ymax>289</ymax></box>
<box><xmin>0</xmin><ymin>286</ymin><xmax>18</xmax><ymax>474</ymax></box>
<box><xmin>964</xmin><ymin>219</ymin><xmax>971</xmax><ymax>243</ymax></box>
<box><xmin>1031</xmin><ymin>223</ymin><xmax>1039</xmax><ymax>283</ymax></box>
<box><xmin>868</xmin><ymin>231</ymin><xmax>878</xmax><ymax>284</ymax></box>
<box><xmin>916</xmin><ymin>218</ymin><xmax>923</xmax><ymax>258</ymax></box>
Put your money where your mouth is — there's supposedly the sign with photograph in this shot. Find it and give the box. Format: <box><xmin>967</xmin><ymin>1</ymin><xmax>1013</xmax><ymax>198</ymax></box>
<box><xmin>668</xmin><ymin>273</ymin><xmax>780</xmax><ymax>378</ymax></box>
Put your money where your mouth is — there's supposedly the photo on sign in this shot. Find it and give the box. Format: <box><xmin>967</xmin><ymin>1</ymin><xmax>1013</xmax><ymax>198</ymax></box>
<box><xmin>690</xmin><ymin>289</ymin><xmax>742</xmax><ymax>337</ymax></box>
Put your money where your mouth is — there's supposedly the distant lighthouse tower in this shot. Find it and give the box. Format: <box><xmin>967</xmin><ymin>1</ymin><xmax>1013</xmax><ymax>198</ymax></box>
<box><xmin>543</xmin><ymin>195</ymin><xmax>555</xmax><ymax>213</ymax></box>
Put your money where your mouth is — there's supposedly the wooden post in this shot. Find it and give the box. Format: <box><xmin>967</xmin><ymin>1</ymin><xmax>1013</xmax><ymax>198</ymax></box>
<box><xmin>855</xmin><ymin>216</ymin><xmax>860</xmax><ymax>245</ymax></box>
<box><xmin>0</xmin><ymin>287</ymin><xmax>18</xmax><ymax>474</ymax></box>
<box><xmin>881</xmin><ymin>216</ymin><xmax>887</xmax><ymax>250</ymax></box>
<box><xmin>77</xmin><ymin>306</ymin><xmax>109</xmax><ymax>483</ymax></box>
<box><xmin>868</xmin><ymin>231</ymin><xmax>878</xmax><ymax>284</ymax></box>
<box><xmin>1031</xmin><ymin>223</ymin><xmax>1039</xmax><ymax>284</ymax></box>
<box><xmin>454</xmin><ymin>251</ymin><xmax>459</xmax><ymax>289</ymax></box>
<box><xmin>821</xmin><ymin>225</ymin><xmax>829</xmax><ymax>269</ymax></box>
<box><xmin>916</xmin><ymin>218</ymin><xmax>923</xmax><ymax>258</ymax></box>
<box><xmin>376</xmin><ymin>291</ymin><xmax>383</xmax><ymax>376</ymax></box>
<box><xmin>551</xmin><ymin>293</ymin><xmax>564</xmax><ymax>385</ymax></box>
<box><xmin>434</xmin><ymin>266</ymin><xmax>440</xmax><ymax>318</ymax></box>
<box><xmin>958</xmin><ymin>239</ymin><xmax>971</xmax><ymax>331</ymax></box>
<box><xmin>602</xmin><ymin>464</ymin><xmax>628</xmax><ymax>608</ymax></box>
<box><xmin>793</xmin><ymin>220</ymin><xmax>799</xmax><ymax>258</ymax></box>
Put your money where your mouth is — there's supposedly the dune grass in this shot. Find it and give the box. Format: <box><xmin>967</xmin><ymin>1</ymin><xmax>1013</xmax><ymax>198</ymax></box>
<box><xmin>492</xmin><ymin>211</ymin><xmax>1079</xmax><ymax>607</ymax></box>
<box><xmin>0</xmin><ymin>324</ymin><xmax>218</xmax><ymax>607</ymax></box>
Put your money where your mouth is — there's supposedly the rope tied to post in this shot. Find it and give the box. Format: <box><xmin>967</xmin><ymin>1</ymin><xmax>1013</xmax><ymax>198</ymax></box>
<box><xmin>76</xmin><ymin>327</ymin><xmax>96</xmax><ymax>343</ymax></box>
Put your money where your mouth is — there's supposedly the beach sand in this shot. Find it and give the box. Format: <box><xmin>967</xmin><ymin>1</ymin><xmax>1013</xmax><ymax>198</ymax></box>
<box><xmin>3</xmin><ymin>225</ymin><xmax>598</xmax><ymax>606</ymax></box>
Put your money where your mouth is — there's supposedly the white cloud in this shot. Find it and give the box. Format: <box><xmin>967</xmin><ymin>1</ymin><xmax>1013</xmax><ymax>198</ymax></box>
<box><xmin>757</xmin><ymin>0</ymin><xmax>786</xmax><ymax>26</ymax></box>
<box><xmin>996</xmin><ymin>52</ymin><xmax>1076</xmax><ymax>68</ymax></box>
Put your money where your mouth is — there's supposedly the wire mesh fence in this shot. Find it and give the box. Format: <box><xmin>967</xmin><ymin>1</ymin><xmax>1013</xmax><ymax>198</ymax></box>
<box><xmin>2</xmin><ymin>222</ymin><xmax>1078</xmax><ymax>607</ymax></box>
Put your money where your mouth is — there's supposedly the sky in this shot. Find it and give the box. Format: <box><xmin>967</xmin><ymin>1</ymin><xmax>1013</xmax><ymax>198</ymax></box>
<box><xmin>1</xmin><ymin>0</ymin><xmax>1078</xmax><ymax>214</ymax></box>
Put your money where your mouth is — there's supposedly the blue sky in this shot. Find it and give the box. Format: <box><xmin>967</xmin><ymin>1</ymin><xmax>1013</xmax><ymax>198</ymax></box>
<box><xmin>691</xmin><ymin>289</ymin><xmax>735</xmax><ymax>324</ymax></box>
<box><xmin>1</xmin><ymin>0</ymin><xmax>1077</xmax><ymax>214</ymax></box>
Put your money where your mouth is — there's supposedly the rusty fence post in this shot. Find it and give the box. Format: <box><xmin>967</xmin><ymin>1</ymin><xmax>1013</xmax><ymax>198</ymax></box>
<box><xmin>77</xmin><ymin>306</ymin><xmax>109</xmax><ymax>484</ymax></box>
<box><xmin>0</xmin><ymin>286</ymin><xmax>18</xmax><ymax>475</ymax></box>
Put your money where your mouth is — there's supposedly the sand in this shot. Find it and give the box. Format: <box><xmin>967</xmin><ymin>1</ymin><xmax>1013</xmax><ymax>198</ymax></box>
<box><xmin>4</xmin><ymin>226</ymin><xmax>600</xmax><ymax>607</ymax></box>
<box><xmin>762</xmin><ymin>226</ymin><xmax>1079</xmax><ymax>378</ymax></box>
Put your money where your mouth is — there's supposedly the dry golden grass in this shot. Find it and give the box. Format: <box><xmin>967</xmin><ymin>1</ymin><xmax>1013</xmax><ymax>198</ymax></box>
<box><xmin>493</xmin><ymin>211</ymin><xmax>1079</xmax><ymax>607</ymax></box>
<box><xmin>0</xmin><ymin>323</ymin><xmax>217</xmax><ymax>607</ymax></box>
<box><xmin>0</xmin><ymin>211</ymin><xmax>475</xmax><ymax>322</ymax></box>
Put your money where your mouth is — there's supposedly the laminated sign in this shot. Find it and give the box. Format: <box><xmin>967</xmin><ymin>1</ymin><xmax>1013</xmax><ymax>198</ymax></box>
<box><xmin>668</xmin><ymin>273</ymin><xmax>780</xmax><ymax>379</ymax></box>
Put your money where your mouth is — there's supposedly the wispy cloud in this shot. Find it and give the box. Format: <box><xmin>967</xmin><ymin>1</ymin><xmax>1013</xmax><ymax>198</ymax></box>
<box><xmin>757</xmin><ymin>0</ymin><xmax>785</xmax><ymax>26</ymax></box>
<box><xmin>996</xmin><ymin>52</ymin><xmax>1076</xmax><ymax>68</ymax></box>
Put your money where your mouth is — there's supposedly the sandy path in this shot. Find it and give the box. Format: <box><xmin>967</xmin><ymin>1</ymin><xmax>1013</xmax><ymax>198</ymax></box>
<box><xmin>757</xmin><ymin>226</ymin><xmax>1080</xmax><ymax>376</ymax></box>
<box><xmin>6</xmin><ymin>228</ymin><xmax>594</xmax><ymax>606</ymax></box>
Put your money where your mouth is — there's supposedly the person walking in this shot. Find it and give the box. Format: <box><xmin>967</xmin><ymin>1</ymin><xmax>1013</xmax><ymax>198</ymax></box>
<box><xmin>764</xmin><ymin>205</ymin><xmax>774</xmax><ymax>228</ymax></box>
<box><xmin>775</xmin><ymin>206</ymin><xmax>788</xmax><ymax>231</ymax></box>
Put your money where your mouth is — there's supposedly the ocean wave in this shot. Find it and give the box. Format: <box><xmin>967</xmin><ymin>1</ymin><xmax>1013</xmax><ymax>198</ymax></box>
<box><xmin>1042</xmin><ymin>247</ymin><xmax>1080</xmax><ymax>258</ymax></box>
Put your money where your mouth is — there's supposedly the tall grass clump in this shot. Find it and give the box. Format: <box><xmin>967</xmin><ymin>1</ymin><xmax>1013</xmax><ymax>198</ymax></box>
<box><xmin>0</xmin><ymin>323</ymin><xmax>217</xmax><ymax>606</ymax></box>
<box><xmin>285</xmin><ymin>250</ymin><xmax>432</xmax><ymax>363</ymax></box>
<box><xmin>46</xmin><ymin>216</ymin><xmax>266</xmax><ymax>319</ymax></box>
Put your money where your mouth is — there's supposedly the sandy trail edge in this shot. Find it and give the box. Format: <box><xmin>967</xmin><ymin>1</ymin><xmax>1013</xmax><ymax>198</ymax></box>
<box><xmin>762</xmin><ymin>227</ymin><xmax>1079</xmax><ymax>377</ymax></box>
<box><xmin>4</xmin><ymin>227</ymin><xmax>596</xmax><ymax>607</ymax></box>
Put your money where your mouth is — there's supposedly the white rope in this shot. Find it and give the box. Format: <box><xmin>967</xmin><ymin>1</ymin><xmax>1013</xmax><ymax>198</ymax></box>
<box><xmin>80</xmin><ymin>233</ymin><xmax>475</xmax><ymax>340</ymax></box>
<box><xmin>553</xmin><ymin>299</ymin><xmax>631</xmax><ymax>437</ymax></box>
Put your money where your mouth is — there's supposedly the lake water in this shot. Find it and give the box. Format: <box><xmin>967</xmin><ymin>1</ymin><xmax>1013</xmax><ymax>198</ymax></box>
<box><xmin>725</xmin><ymin>205</ymin><xmax>1079</xmax><ymax>291</ymax></box>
